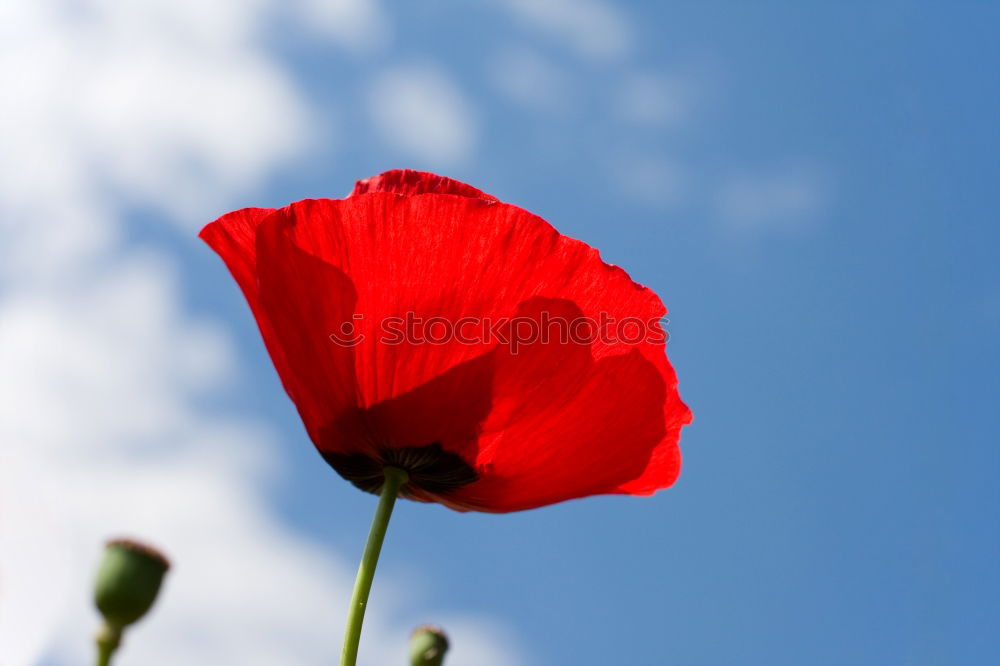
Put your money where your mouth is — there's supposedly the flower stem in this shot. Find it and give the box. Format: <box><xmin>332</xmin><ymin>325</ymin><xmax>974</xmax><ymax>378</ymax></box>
<box><xmin>95</xmin><ymin>644</ymin><xmax>113</xmax><ymax>666</ymax></box>
<box><xmin>340</xmin><ymin>467</ymin><xmax>409</xmax><ymax>666</ymax></box>
<box><xmin>95</xmin><ymin>624</ymin><xmax>120</xmax><ymax>666</ymax></box>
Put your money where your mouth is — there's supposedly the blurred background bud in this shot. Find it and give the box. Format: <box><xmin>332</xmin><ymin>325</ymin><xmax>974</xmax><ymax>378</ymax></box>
<box><xmin>94</xmin><ymin>538</ymin><xmax>170</xmax><ymax>630</ymax></box>
<box><xmin>409</xmin><ymin>625</ymin><xmax>449</xmax><ymax>666</ymax></box>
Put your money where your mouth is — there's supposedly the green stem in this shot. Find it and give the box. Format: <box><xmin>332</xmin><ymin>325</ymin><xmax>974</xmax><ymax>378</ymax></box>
<box><xmin>340</xmin><ymin>467</ymin><xmax>409</xmax><ymax>666</ymax></box>
<box><xmin>96</xmin><ymin>645</ymin><xmax>112</xmax><ymax>666</ymax></box>
<box><xmin>95</xmin><ymin>624</ymin><xmax>120</xmax><ymax>666</ymax></box>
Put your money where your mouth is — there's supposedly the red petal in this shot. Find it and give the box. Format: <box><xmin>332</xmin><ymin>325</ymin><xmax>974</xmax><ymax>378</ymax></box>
<box><xmin>443</xmin><ymin>299</ymin><xmax>673</xmax><ymax>512</ymax></box>
<box><xmin>272</xmin><ymin>194</ymin><xmax>669</xmax><ymax>416</ymax></box>
<box><xmin>199</xmin><ymin>207</ymin><xmax>274</xmax><ymax>301</ymax></box>
<box><xmin>349</xmin><ymin>169</ymin><xmax>498</xmax><ymax>201</ymax></box>
<box><xmin>252</xmin><ymin>216</ymin><xmax>361</xmax><ymax>446</ymax></box>
<box><xmin>199</xmin><ymin>207</ymin><xmax>304</xmax><ymax>418</ymax></box>
<box><xmin>319</xmin><ymin>350</ymin><xmax>494</xmax><ymax>461</ymax></box>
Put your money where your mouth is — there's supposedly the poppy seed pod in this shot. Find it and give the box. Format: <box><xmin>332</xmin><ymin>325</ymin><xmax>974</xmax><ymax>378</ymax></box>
<box><xmin>94</xmin><ymin>538</ymin><xmax>170</xmax><ymax>630</ymax></box>
<box><xmin>409</xmin><ymin>625</ymin><xmax>449</xmax><ymax>666</ymax></box>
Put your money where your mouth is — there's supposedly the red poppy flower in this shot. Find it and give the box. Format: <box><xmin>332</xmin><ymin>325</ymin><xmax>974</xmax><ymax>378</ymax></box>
<box><xmin>201</xmin><ymin>170</ymin><xmax>691</xmax><ymax>512</ymax></box>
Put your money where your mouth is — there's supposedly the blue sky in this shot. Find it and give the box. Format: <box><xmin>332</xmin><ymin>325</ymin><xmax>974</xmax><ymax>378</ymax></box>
<box><xmin>2</xmin><ymin>1</ymin><xmax>998</xmax><ymax>665</ymax></box>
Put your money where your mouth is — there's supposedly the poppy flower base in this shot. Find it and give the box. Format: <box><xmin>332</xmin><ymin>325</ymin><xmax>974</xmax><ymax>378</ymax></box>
<box><xmin>323</xmin><ymin>443</ymin><xmax>478</xmax><ymax>495</ymax></box>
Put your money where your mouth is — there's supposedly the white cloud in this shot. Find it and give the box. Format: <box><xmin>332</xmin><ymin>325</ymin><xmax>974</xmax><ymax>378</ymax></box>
<box><xmin>497</xmin><ymin>0</ymin><xmax>633</xmax><ymax>62</ymax></box>
<box><xmin>368</xmin><ymin>64</ymin><xmax>478</xmax><ymax>167</ymax></box>
<box><xmin>610</xmin><ymin>154</ymin><xmax>685</xmax><ymax>207</ymax></box>
<box><xmin>488</xmin><ymin>45</ymin><xmax>574</xmax><ymax>113</ymax></box>
<box><xmin>292</xmin><ymin>0</ymin><xmax>391</xmax><ymax>54</ymax></box>
<box><xmin>616</xmin><ymin>72</ymin><xmax>690</xmax><ymax>128</ymax></box>
<box><xmin>0</xmin><ymin>2</ymin><xmax>521</xmax><ymax>665</ymax></box>
<box><xmin>0</xmin><ymin>0</ymin><xmax>316</xmax><ymax>260</ymax></box>
<box><xmin>717</xmin><ymin>166</ymin><xmax>830</xmax><ymax>232</ymax></box>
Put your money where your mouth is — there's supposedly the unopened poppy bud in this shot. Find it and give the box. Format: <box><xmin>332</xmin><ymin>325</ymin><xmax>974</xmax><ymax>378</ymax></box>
<box><xmin>94</xmin><ymin>538</ymin><xmax>170</xmax><ymax>630</ymax></box>
<box><xmin>409</xmin><ymin>625</ymin><xmax>449</xmax><ymax>666</ymax></box>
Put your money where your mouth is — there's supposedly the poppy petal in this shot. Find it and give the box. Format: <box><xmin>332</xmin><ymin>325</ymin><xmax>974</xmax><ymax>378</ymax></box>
<box><xmin>472</xmin><ymin>351</ymin><xmax>667</xmax><ymax>511</ymax></box>
<box><xmin>253</xmin><ymin>215</ymin><xmax>361</xmax><ymax>446</ymax></box>
<box><xmin>319</xmin><ymin>349</ymin><xmax>494</xmax><ymax>461</ymax></box>
<box><xmin>199</xmin><ymin>206</ymin><xmax>307</xmax><ymax>416</ymax></box>
<box><xmin>349</xmin><ymin>169</ymin><xmax>498</xmax><ymax>201</ymax></box>
<box><xmin>444</xmin><ymin>299</ymin><xmax>670</xmax><ymax>512</ymax></box>
<box><xmin>198</xmin><ymin>207</ymin><xmax>274</xmax><ymax>302</ymax></box>
<box><xmin>272</xmin><ymin>194</ymin><xmax>669</xmax><ymax>415</ymax></box>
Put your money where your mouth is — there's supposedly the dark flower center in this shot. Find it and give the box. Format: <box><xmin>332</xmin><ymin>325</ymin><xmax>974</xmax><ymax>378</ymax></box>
<box><xmin>322</xmin><ymin>442</ymin><xmax>478</xmax><ymax>495</ymax></box>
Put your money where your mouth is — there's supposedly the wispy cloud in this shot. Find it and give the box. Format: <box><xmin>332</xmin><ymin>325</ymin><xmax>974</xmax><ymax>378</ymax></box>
<box><xmin>0</xmin><ymin>0</ymin><xmax>317</xmax><ymax>245</ymax></box>
<box><xmin>368</xmin><ymin>63</ymin><xmax>479</xmax><ymax>167</ymax></box>
<box><xmin>609</xmin><ymin>153</ymin><xmax>686</xmax><ymax>207</ymax></box>
<box><xmin>717</xmin><ymin>166</ymin><xmax>831</xmax><ymax>232</ymax></box>
<box><xmin>488</xmin><ymin>45</ymin><xmax>575</xmax><ymax>114</ymax></box>
<box><xmin>615</xmin><ymin>72</ymin><xmax>691</xmax><ymax>128</ymax></box>
<box><xmin>291</xmin><ymin>0</ymin><xmax>391</xmax><ymax>53</ymax></box>
<box><xmin>496</xmin><ymin>0</ymin><xmax>633</xmax><ymax>62</ymax></box>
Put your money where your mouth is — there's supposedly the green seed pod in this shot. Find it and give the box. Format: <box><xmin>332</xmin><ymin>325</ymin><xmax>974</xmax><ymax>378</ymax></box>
<box><xmin>94</xmin><ymin>538</ymin><xmax>170</xmax><ymax>630</ymax></box>
<box><xmin>409</xmin><ymin>625</ymin><xmax>449</xmax><ymax>666</ymax></box>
